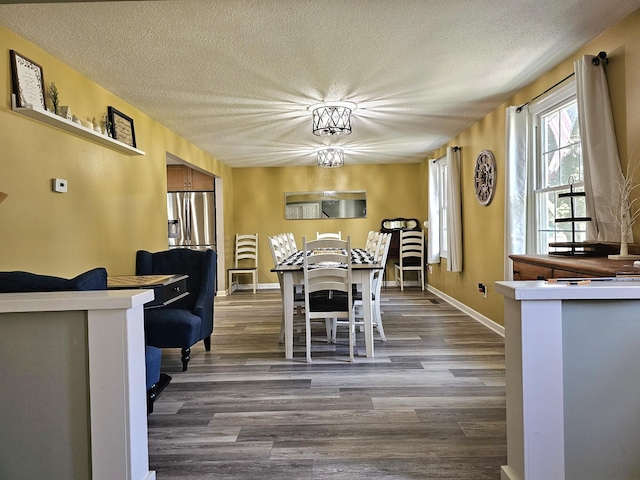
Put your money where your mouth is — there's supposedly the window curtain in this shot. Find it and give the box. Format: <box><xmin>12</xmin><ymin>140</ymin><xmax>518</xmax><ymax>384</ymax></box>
<box><xmin>504</xmin><ymin>105</ymin><xmax>529</xmax><ymax>280</ymax></box>
<box><xmin>446</xmin><ymin>146</ymin><xmax>463</xmax><ymax>272</ymax></box>
<box><xmin>575</xmin><ymin>55</ymin><xmax>629</xmax><ymax>242</ymax></box>
<box><xmin>427</xmin><ymin>159</ymin><xmax>441</xmax><ymax>263</ymax></box>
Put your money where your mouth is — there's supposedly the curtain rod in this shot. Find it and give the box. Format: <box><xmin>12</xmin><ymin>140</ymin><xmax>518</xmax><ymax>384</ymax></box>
<box><xmin>516</xmin><ymin>51</ymin><xmax>608</xmax><ymax>113</ymax></box>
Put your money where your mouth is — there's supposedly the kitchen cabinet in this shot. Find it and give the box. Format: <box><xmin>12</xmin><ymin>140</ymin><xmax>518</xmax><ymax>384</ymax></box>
<box><xmin>166</xmin><ymin>165</ymin><xmax>213</xmax><ymax>191</ymax></box>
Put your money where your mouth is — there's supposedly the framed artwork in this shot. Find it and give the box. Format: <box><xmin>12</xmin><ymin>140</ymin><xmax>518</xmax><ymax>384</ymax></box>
<box><xmin>108</xmin><ymin>106</ymin><xmax>137</xmax><ymax>148</ymax></box>
<box><xmin>10</xmin><ymin>50</ymin><xmax>46</xmax><ymax>109</ymax></box>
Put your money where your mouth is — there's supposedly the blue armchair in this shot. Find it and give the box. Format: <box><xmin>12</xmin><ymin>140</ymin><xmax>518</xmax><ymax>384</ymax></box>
<box><xmin>136</xmin><ymin>248</ymin><xmax>217</xmax><ymax>371</ymax></box>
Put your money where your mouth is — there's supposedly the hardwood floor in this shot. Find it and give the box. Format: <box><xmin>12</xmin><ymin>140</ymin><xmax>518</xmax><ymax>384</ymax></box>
<box><xmin>147</xmin><ymin>288</ymin><xmax>506</xmax><ymax>479</ymax></box>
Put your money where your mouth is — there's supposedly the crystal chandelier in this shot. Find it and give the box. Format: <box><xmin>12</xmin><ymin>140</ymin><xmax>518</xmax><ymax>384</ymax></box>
<box><xmin>310</xmin><ymin>102</ymin><xmax>356</xmax><ymax>136</ymax></box>
<box><xmin>317</xmin><ymin>148</ymin><xmax>344</xmax><ymax>168</ymax></box>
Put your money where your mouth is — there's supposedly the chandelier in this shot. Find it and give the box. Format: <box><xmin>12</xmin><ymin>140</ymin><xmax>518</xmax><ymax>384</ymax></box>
<box><xmin>310</xmin><ymin>102</ymin><xmax>356</xmax><ymax>136</ymax></box>
<box><xmin>317</xmin><ymin>148</ymin><xmax>344</xmax><ymax>168</ymax></box>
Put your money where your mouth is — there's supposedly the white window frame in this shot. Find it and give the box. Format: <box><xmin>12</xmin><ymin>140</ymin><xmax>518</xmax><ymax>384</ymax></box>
<box><xmin>528</xmin><ymin>81</ymin><xmax>584</xmax><ymax>254</ymax></box>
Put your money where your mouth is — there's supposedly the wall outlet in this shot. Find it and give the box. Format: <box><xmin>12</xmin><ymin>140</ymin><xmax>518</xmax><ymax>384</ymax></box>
<box><xmin>478</xmin><ymin>282</ymin><xmax>487</xmax><ymax>298</ymax></box>
<box><xmin>427</xmin><ymin>265</ymin><xmax>433</xmax><ymax>274</ymax></box>
<box><xmin>52</xmin><ymin>178</ymin><xmax>68</xmax><ymax>193</ymax></box>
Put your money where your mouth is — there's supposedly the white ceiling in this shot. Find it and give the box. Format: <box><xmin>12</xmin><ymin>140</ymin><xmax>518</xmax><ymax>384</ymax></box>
<box><xmin>1</xmin><ymin>0</ymin><xmax>639</xmax><ymax>167</ymax></box>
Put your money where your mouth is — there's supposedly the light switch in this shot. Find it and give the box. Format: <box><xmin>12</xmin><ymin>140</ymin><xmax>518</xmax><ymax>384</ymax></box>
<box><xmin>52</xmin><ymin>178</ymin><xmax>68</xmax><ymax>193</ymax></box>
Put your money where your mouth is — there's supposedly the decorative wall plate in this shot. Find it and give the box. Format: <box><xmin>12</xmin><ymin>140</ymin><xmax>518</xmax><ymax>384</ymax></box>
<box><xmin>474</xmin><ymin>150</ymin><xmax>496</xmax><ymax>206</ymax></box>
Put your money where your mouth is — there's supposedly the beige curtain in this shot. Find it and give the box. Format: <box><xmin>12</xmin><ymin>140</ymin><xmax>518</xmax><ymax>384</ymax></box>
<box><xmin>446</xmin><ymin>146</ymin><xmax>463</xmax><ymax>272</ymax></box>
<box><xmin>576</xmin><ymin>54</ymin><xmax>629</xmax><ymax>242</ymax></box>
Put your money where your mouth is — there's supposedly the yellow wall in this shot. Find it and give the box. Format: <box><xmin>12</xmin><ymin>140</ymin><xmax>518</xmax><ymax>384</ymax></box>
<box><xmin>232</xmin><ymin>163</ymin><xmax>422</xmax><ymax>283</ymax></box>
<box><xmin>423</xmin><ymin>8</ymin><xmax>640</xmax><ymax>326</ymax></box>
<box><xmin>0</xmin><ymin>26</ymin><xmax>234</xmax><ymax>277</ymax></box>
<box><xmin>2</xmin><ymin>7</ymin><xmax>640</xmax><ymax>328</ymax></box>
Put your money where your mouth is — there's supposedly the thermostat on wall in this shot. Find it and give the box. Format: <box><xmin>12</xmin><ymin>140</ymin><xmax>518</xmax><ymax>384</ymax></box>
<box><xmin>52</xmin><ymin>178</ymin><xmax>68</xmax><ymax>193</ymax></box>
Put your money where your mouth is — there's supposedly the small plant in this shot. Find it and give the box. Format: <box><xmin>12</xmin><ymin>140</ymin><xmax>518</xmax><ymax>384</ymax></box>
<box><xmin>47</xmin><ymin>82</ymin><xmax>59</xmax><ymax>114</ymax></box>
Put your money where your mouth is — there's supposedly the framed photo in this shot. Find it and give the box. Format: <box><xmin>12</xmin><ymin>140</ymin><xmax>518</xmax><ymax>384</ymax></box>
<box><xmin>108</xmin><ymin>106</ymin><xmax>137</xmax><ymax>148</ymax></box>
<box><xmin>10</xmin><ymin>50</ymin><xmax>46</xmax><ymax>109</ymax></box>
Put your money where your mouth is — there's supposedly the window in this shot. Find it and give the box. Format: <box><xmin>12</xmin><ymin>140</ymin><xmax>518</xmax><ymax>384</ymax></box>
<box><xmin>530</xmin><ymin>83</ymin><xmax>585</xmax><ymax>254</ymax></box>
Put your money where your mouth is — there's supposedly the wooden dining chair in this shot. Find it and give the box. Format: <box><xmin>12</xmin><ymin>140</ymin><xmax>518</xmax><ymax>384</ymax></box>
<box><xmin>394</xmin><ymin>230</ymin><xmax>425</xmax><ymax>290</ymax></box>
<box><xmin>302</xmin><ymin>236</ymin><xmax>354</xmax><ymax>362</ymax></box>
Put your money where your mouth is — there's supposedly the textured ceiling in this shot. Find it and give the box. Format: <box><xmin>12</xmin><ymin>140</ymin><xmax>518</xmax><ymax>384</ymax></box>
<box><xmin>1</xmin><ymin>0</ymin><xmax>639</xmax><ymax>167</ymax></box>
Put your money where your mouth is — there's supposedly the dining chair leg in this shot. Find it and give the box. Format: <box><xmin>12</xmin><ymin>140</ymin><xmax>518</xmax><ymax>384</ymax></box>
<box><xmin>305</xmin><ymin>316</ymin><xmax>312</xmax><ymax>363</ymax></box>
<box><xmin>349</xmin><ymin>315</ymin><xmax>354</xmax><ymax>362</ymax></box>
<box><xmin>278</xmin><ymin>315</ymin><xmax>285</xmax><ymax>343</ymax></box>
<box><xmin>373</xmin><ymin>300</ymin><xmax>386</xmax><ymax>341</ymax></box>
<box><xmin>325</xmin><ymin>318</ymin><xmax>335</xmax><ymax>343</ymax></box>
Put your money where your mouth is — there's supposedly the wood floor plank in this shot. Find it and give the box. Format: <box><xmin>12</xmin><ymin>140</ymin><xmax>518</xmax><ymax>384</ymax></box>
<box><xmin>147</xmin><ymin>288</ymin><xmax>506</xmax><ymax>479</ymax></box>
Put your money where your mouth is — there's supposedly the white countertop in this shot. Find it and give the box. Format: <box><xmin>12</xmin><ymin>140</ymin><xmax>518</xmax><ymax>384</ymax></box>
<box><xmin>496</xmin><ymin>279</ymin><xmax>640</xmax><ymax>301</ymax></box>
<box><xmin>0</xmin><ymin>289</ymin><xmax>154</xmax><ymax>313</ymax></box>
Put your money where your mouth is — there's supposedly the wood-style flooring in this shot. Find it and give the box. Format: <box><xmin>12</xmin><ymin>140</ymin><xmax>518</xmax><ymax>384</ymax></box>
<box><xmin>147</xmin><ymin>288</ymin><xmax>506</xmax><ymax>480</ymax></box>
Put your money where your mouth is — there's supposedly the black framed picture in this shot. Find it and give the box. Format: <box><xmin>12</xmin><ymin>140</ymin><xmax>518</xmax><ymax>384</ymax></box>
<box><xmin>10</xmin><ymin>50</ymin><xmax>46</xmax><ymax>109</ymax></box>
<box><xmin>108</xmin><ymin>106</ymin><xmax>137</xmax><ymax>148</ymax></box>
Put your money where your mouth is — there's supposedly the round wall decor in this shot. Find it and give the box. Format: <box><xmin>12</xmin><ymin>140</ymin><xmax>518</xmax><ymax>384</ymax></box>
<box><xmin>474</xmin><ymin>150</ymin><xmax>496</xmax><ymax>206</ymax></box>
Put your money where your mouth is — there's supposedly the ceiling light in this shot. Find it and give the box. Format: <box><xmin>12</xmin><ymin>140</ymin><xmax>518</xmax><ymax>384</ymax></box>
<box><xmin>317</xmin><ymin>148</ymin><xmax>344</xmax><ymax>168</ymax></box>
<box><xmin>310</xmin><ymin>102</ymin><xmax>356</xmax><ymax>136</ymax></box>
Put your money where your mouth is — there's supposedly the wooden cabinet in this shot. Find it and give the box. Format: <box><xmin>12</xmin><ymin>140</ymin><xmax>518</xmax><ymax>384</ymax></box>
<box><xmin>166</xmin><ymin>165</ymin><xmax>214</xmax><ymax>191</ymax></box>
<box><xmin>510</xmin><ymin>254</ymin><xmax>637</xmax><ymax>279</ymax></box>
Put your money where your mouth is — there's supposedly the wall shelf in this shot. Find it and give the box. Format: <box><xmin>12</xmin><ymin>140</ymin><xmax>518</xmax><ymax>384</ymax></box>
<box><xmin>11</xmin><ymin>95</ymin><xmax>145</xmax><ymax>156</ymax></box>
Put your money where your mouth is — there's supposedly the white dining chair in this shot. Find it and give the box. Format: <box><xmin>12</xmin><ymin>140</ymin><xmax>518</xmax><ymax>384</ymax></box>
<box><xmin>302</xmin><ymin>236</ymin><xmax>354</xmax><ymax>362</ymax></box>
<box><xmin>365</xmin><ymin>230</ymin><xmax>380</xmax><ymax>255</ymax></box>
<box><xmin>340</xmin><ymin>232</ymin><xmax>391</xmax><ymax>343</ymax></box>
<box><xmin>316</xmin><ymin>231</ymin><xmax>342</xmax><ymax>240</ymax></box>
<box><xmin>227</xmin><ymin>233</ymin><xmax>258</xmax><ymax>293</ymax></box>
<box><xmin>394</xmin><ymin>230</ymin><xmax>425</xmax><ymax>290</ymax></box>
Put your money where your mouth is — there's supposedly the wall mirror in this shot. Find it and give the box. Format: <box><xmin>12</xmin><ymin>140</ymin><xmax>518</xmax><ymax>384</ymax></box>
<box><xmin>285</xmin><ymin>190</ymin><xmax>367</xmax><ymax>220</ymax></box>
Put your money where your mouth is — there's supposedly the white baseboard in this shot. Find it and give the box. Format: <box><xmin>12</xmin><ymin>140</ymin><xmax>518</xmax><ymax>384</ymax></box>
<box><xmin>221</xmin><ymin>282</ymin><xmax>280</xmax><ymax>296</ymax></box>
<box><xmin>427</xmin><ymin>284</ymin><xmax>505</xmax><ymax>337</ymax></box>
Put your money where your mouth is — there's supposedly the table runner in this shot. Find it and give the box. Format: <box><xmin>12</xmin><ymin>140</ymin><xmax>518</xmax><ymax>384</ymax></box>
<box><xmin>279</xmin><ymin>248</ymin><xmax>375</xmax><ymax>266</ymax></box>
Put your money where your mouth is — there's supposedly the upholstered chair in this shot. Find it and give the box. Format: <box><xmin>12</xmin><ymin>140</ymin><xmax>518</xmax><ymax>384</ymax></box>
<box><xmin>136</xmin><ymin>248</ymin><xmax>217</xmax><ymax>371</ymax></box>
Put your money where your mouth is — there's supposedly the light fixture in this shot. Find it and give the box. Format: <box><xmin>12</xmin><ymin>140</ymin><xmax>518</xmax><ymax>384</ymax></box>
<box><xmin>317</xmin><ymin>148</ymin><xmax>344</xmax><ymax>168</ymax></box>
<box><xmin>309</xmin><ymin>102</ymin><xmax>356</xmax><ymax>136</ymax></box>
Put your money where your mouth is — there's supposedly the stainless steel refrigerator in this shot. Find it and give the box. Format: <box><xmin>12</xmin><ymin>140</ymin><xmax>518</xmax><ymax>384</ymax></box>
<box><xmin>167</xmin><ymin>192</ymin><xmax>216</xmax><ymax>251</ymax></box>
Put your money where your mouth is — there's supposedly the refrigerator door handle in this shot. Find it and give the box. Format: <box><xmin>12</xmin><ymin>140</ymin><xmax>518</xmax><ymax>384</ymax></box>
<box><xmin>184</xmin><ymin>196</ymin><xmax>192</xmax><ymax>245</ymax></box>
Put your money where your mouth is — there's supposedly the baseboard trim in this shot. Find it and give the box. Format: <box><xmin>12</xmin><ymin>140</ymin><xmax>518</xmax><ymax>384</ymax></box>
<box><xmin>221</xmin><ymin>282</ymin><xmax>280</xmax><ymax>296</ymax></box>
<box><xmin>500</xmin><ymin>465</ymin><xmax>521</xmax><ymax>480</ymax></box>
<box><xmin>427</xmin><ymin>284</ymin><xmax>505</xmax><ymax>337</ymax></box>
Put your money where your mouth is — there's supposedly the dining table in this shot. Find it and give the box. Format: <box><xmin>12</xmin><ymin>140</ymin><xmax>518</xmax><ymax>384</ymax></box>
<box><xmin>272</xmin><ymin>248</ymin><xmax>382</xmax><ymax>359</ymax></box>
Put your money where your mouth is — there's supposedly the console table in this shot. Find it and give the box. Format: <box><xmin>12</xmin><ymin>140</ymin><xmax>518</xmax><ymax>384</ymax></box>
<box><xmin>510</xmin><ymin>254</ymin><xmax>640</xmax><ymax>280</ymax></box>
<box><xmin>496</xmin><ymin>280</ymin><xmax>640</xmax><ymax>480</ymax></box>
<box><xmin>108</xmin><ymin>274</ymin><xmax>188</xmax><ymax>307</ymax></box>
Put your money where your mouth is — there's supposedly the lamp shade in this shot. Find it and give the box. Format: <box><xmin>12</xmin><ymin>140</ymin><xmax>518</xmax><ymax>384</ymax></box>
<box><xmin>317</xmin><ymin>148</ymin><xmax>344</xmax><ymax>168</ymax></box>
<box><xmin>310</xmin><ymin>102</ymin><xmax>356</xmax><ymax>136</ymax></box>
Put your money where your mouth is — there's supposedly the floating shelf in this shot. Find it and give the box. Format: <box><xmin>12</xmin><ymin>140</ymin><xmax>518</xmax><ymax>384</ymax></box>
<box><xmin>11</xmin><ymin>94</ymin><xmax>145</xmax><ymax>156</ymax></box>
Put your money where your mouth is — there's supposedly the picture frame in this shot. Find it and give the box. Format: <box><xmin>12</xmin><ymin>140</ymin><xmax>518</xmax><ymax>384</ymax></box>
<box><xmin>108</xmin><ymin>106</ymin><xmax>137</xmax><ymax>148</ymax></box>
<box><xmin>10</xmin><ymin>50</ymin><xmax>46</xmax><ymax>110</ymax></box>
